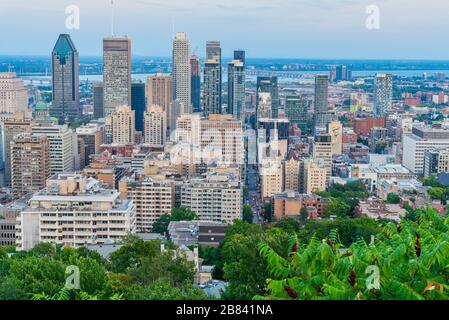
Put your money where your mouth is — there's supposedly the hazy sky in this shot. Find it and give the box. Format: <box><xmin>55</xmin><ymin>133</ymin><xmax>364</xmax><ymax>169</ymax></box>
<box><xmin>1</xmin><ymin>0</ymin><xmax>449</xmax><ymax>59</ymax></box>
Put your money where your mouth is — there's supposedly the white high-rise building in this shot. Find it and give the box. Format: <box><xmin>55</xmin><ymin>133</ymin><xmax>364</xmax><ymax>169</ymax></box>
<box><xmin>181</xmin><ymin>173</ymin><xmax>242</xmax><ymax>224</ymax></box>
<box><xmin>374</xmin><ymin>73</ymin><xmax>393</xmax><ymax>116</ymax></box>
<box><xmin>31</xmin><ymin>124</ymin><xmax>75</xmax><ymax>175</ymax></box>
<box><xmin>403</xmin><ymin>124</ymin><xmax>449</xmax><ymax>175</ymax></box>
<box><xmin>111</xmin><ymin>105</ymin><xmax>135</xmax><ymax>144</ymax></box>
<box><xmin>144</xmin><ymin>105</ymin><xmax>166</xmax><ymax>147</ymax></box>
<box><xmin>172</xmin><ymin>32</ymin><xmax>191</xmax><ymax>114</ymax></box>
<box><xmin>0</xmin><ymin>72</ymin><xmax>28</xmax><ymax>123</ymax></box>
<box><xmin>103</xmin><ymin>37</ymin><xmax>132</xmax><ymax>117</ymax></box>
<box><xmin>313</xmin><ymin>134</ymin><xmax>332</xmax><ymax>186</ymax></box>
<box><xmin>16</xmin><ymin>174</ymin><xmax>136</xmax><ymax>250</ymax></box>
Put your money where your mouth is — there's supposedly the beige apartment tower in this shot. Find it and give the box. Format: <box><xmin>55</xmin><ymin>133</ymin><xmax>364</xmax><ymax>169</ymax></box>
<box><xmin>0</xmin><ymin>73</ymin><xmax>28</xmax><ymax>123</ymax></box>
<box><xmin>144</xmin><ymin>105</ymin><xmax>166</xmax><ymax>147</ymax></box>
<box><xmin>147</xmin><ymin>74</ymin><xmax>172</xmax><ymax>123</ymax></box>
<box><xmin>111</xmin><ymin>105</ymin><xmax>135</xmax><ymax>144</ymax></box>
<box><xmin>11</xmin><ymin>133</ymin><xmax>50</xmax><ymax>199</ymax></box>
<box><xmin>3</xmin><ymin>112</ymin><xmax>32</xmax><ymax>186</ymax></box>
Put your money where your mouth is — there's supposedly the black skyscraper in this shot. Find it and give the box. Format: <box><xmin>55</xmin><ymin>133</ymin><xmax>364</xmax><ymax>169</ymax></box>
<box><xmin>51</xmin><ymin>34</ymin><xmax>80</xmax><ymax>123</ymax></box>
<box><xmin>131</xmin><ymin>83</ymin><xmax>145</xmax><ymax>132</ymax></box>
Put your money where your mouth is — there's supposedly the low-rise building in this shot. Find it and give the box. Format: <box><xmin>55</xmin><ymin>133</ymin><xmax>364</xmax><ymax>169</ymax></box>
<box><xmin>16</xmin><ymin>174</ymin><xmax>136</xmax><ymax>251</ymax></box>
<box><xmin>355</xmin><ymin>199</ymin><xmax>407</xmax><ymax>223</ymax></box>
<box><xmin>272</xmin><ymin>192</ymin><xmax>326</xmax><ymax>220</ymax></box>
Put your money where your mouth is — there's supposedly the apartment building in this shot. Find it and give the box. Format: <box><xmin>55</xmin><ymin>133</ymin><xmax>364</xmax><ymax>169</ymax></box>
<box><xmin>16</xmin><ymin>174</ymin><xmax>136</xmax><ymax>250</ymax></box>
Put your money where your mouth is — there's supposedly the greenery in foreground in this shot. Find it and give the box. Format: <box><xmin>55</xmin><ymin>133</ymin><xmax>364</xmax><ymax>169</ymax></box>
<box><xmin>0</xmin><ymin>235</ymin><xmax>206</xmax><ymax>300</ymax></box>
<box><xmin>256</xmin><ymin>208</ymin><xmax>449</xmax><ymax>300</ymax></box>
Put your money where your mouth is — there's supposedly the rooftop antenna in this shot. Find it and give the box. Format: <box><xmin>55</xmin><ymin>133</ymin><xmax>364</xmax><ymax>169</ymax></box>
<box><xmin>111</xmin><ymin>0</ymin><xmax>115</xmax><ymax>37</ymax></box>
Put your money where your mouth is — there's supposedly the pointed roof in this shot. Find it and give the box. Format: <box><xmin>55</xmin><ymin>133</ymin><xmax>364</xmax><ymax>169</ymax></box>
<box><xmin>52</xmin><ymin>34</ymin><xmax>77</xmax><ymax>56</ymax></box>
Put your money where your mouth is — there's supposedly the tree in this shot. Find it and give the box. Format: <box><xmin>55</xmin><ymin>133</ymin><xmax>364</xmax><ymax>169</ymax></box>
<box><xmin>151</xmin><ymin>214</ymin><xmax>172</xmax><ymax>234</ymax></box>
<box><xmin>386</xmin><ymin>193</ymin><xmax>401</xmax><ymax>204</ymax></box>
<box><xmin>421</xmin><ymin>175</ymin><xmax>442</xmax><ymax>188</ymax></box>
<box><xmin>263</xmin><ymin>203</ymin><xmax>273</xmax><ymax>222</ymax></box>
<box><xmin>171</xmin><ymin>206</ymin><xmax>198</xmax><ymax>221</ymax></box>
<box><xmin>300</xmin><ymin>208</ymin><xmax>309</xmax><ymax>223</ymax></box>
<box><xmin>152</xmin><ymin>207</ymin><xmax>198</xmax><ymax>234</ymax></box>
<box><xmin>219</xmin><ymin>221</ymin><xmax>290</xmax><ymax>300</ymax></box>
<box><xmin>242</xmin><ymin>205</ymin><xmax>253</xmax><ymax>223</ymax></box>
<box><xmin>274</xmin><ymin>217</ymin><xmax>301</xmax><ymax>234</ymax></box>
<box><xmin>324</xmin><ymin>198</ymin><xmax>352</xmax><ymax>218</ymax></box>
<box><xmin>126</xmin><ymin>278</ymin><xmax>207</xmax><ymax>300</ymax></box>
<box><xmin>429</xmin><ymin>187</ymin><xmax>445</xmax><ymax>203</ymax></box>
<box><xmin>298</xmin><ymin>217</ymin><xmax>382</xmax><ymax>247</ymax></box>
<box><xmin>256</xmin><ymin>208</ymin><xmax>449</xmax><ymax>300</ymax></box>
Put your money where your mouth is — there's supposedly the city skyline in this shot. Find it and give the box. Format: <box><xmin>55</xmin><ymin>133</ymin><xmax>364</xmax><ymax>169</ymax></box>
<box><xmin>2</xmin><ymin>0</ymin><xmax>449</xmax><ymax>59</ymax></box>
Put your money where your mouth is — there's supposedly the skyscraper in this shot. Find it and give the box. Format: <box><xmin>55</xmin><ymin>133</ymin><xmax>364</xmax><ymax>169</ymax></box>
<box><xmin>314</xmin><ymin>74</ymin><xmax>331</xmax><ymax>128</ymax></box>
<box><xmin>285</xmin><ymin>94</ymin><xmax>309</xmax><ymax>134</ymax></box>
<box><xmin>314</xmin><ymin>74</ymin><xmax>329</xmax><ymax>114</ymax></box>
<box><xmin>203</xmin><ymin>41</ymin><xmax>222</xmax><ymax>116</ymax></box>
<box><xmin>146</xmin><ymin>74</ymin><xmax>172</xmax><ymax>127</ymax></box>
<box><xmin>190</xmin><ymin>55</ymin><xmax>201</xmax><ymax>113</ymax></box>
<box><xmin>374</xmin><ymin>73</ymin><xmax>393</xmax><ymax>116</ymax></box>
<box><xmin>103</xmin><ymin>37</ymin><xmax>132</xmax><ymax>117</ymax></box>
<box><xmin>228</xmin><ymin>59</ymin><xmax>245</xmax><ymax>121</ymax></box>
<box><xmin>92</xmin><ymin>82</ymin><xmax>104</xmax><ymax>119</ymax></box>
<box><xmin>50</xmin><ymin>34</ymin><xmax>80</xmax><ymax>123</ymax></box>
<box><xmin>233</xmin><ymin>50</ymin><xmax>246</xmax><ymax>64</ymax></box>
<box><xmin>257</xmin><ymin>76</ymin><xmax>279</xmax><ymax>119</ymax></box>
<box><xmin>172</xmin><ymin>32</ymin><xmax>191</xmax><ymax>114</ymax></box>
<box><xmin>131</xmin><ymin>82</ymin><xmax>145</xmax><ymax>132</ymax></box>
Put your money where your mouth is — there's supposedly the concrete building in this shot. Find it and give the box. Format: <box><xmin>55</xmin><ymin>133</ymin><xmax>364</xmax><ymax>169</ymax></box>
<box><xmin>16</xmin><ymin>174</ymin><xmax>136</xmax><ymax>250</ymax></box>
<box><xmin>301</xmin><ymin>158</ymin><xmax>327</xmax><ymax>194</ymax></box>
<box><xmin>31</xmin><ymin>124</ymin><xmax>75</xmax><ymax>175</ymax></box>
<box><xmin>103</xmin><ymin>37</ymin><xmax>132</xmax><ymax>117</ymax></box>
<box><xmin>144</xmin><ymin>105</ymin><xmax>166</xmax><ymax>147</ymax></box>
<box><xmin>327</xmin><ymin>120</ymin><xmax>343</xmax><ymax>156</ymax></box>
<box><xmin>76</xmin><ymin>125</ymin><xmax>103</xmax><ymax>169</ymax></box>
<box><xmin>176</xmin><ymin>114</ymin><xmax>244</xmax><ymax>167</ymax></box>
<box><xmin>283</xmin><ymin>152</ymin><xmax>300</xmax><ymax>192</ymax></box>
<box><xmin>11</xmin><ymin>133</ymin><xmax>50</xmax><ymax>199</ymax></box>
<box><xmin>285</xmin><ymin>94</ymin><xmax>308</xmax><ymax>133</ymax></box>
<box><xmin>172</xmin><ymin>32</ymin><xmax>191</xmax><ymax>114</ymax></box>
<box><xmin>119</xmin><ymin>173</ymin><xmax>174</xmax><ymax>232</ymax></box>
<box><xmin>273</xmin><ymin>192</ymin><xmax>326</xmax><ymax>220</ymax></box>
<box><xmin>146</xmin><ymin>74</ymin><xmax>172</xmax><ymax>128</ymax></box>
<box><xmin>181</xmin><ymin>173</ymin><xmax>242</xmax><ymax>224</ymax></box>
<box><xmin>261</xmin><ymin>158</ymin><xmax>283</xmax><ymax>200</ymax></box>
<box><xmin>256</xmin><ymin>92</ymin><xmax>272</xmax><ymax>123</ymax></box>
<box><xmin>3</xmin><ymin>113</ymin><xmax>32</xmax><ymax>186</ymax></box>
<box><xmin>313</xmin><ymin>134</ymin><xmax>333</xmax><ymax>186</ymax></box>
<box><xmin>50</xmin><ymin>34</ymin><xmax>80</xmax><ymax>122</ymax></box>
<box><xmin>111</xmin><ymin>105</ymin><xmax>135</xmax><ymax>144</ymax></box>
<box><xmin>0</xmin><ymin>72</ymin><xmax>28</xmax><ymax>123</ymax></box>
<box><xmin>351</xmin><ymin>163</ymin><xmax>416</xmax><ymax>192</ymax></box>
<box><xmin>403</xmin><ymin>124</ymin><xmax>449</xmax><ymax>175</ymax></box>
